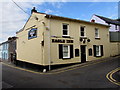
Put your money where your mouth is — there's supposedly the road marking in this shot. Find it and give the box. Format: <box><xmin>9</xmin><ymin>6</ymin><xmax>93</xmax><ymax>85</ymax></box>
<box><xmin>51</xmin><ymin>56</ymin><xmax>120</xmax><ymax>72</ymax></box>
<box><xmin>2</xmin><ymin>56</ymin><xmax>120</xmax><ymax>75</ymax></box>
<box><xmin>106</xmin><ymin>67</ymin><xmax>120</xmax><ymax>86</ymax></box>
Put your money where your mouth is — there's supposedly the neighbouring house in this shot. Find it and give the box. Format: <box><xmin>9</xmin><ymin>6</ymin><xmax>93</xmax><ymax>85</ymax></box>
<box><xmin>8</xmin><ymin>37</ymin><xmax>17</xmax><ymax>62</ymax></box>
<box><xmin>91</xmin><ymin>14</ymin><xmax>120</xmax><ymax>32</ymax></box>
<box><xmin>0</xmin><ymin>41</ymin><xmax>9</xmax><ymax>61</ymax></box>
<box><xmin>91</xmin><ymin>14</ymin><xmax>120</xmax><ymax>56</ymax></box>
<box><xmin>16</xmin><ymin>8</ymin><xmax>120</xmax><ymax>70</ymax></box>
<box><xmin>0</xmin><ymin>37</ymin><xmax>17</xmax><ymax>62</ymax></box>
<box><xmin>109</xmin><ymin>32</ymin><xmax>120</xmax><ymax>56</ymax></box>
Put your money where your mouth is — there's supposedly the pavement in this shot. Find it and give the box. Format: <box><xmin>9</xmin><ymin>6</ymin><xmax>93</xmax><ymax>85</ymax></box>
<box><xmin>2</xmin><ymin>55</ymin><xmax>120</xmax><ymax>89</ymax></box>
<box><xmin>2</xmin><ymin>55</ymin><xmax>120</xmax><ymax>73</ymax></box>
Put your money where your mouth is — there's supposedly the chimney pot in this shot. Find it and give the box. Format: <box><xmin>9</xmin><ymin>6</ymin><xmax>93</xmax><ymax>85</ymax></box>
<box><xmin>91</xmin><ymin>19</ymin><xmax>95</xmax><ymax>23</ymax></box>
<box><xmin>31</xmin><ymin>7</ymin><xmax>37</xmax><ymax>14</ymax></box>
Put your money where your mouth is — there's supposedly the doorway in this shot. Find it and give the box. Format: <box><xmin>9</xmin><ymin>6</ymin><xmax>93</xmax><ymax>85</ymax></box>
<box><xmin>81</xmin><ymin>45</ymin><xmax>86</xmax><ymax>63</ymax></box>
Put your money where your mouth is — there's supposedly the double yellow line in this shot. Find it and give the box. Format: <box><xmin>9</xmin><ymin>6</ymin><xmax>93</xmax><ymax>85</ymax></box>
<box><xmin>106</xmin><ymin>67</ymin><xmax>120</xmax><ymax>86</ymax></box>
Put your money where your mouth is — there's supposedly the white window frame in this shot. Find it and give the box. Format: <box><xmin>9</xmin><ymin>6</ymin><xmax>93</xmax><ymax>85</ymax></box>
<box><xmin>80</xmin><ymin>26</ymin><xmax>86</xmax><ymax>37</ymax></box>
<box><xmin>63</xmin><ymin>45</ymin><xmax>70</xmax><ymax>59</ymax></box>
<box><xmin>62</xmin><ymin>24</ymin><xmax>69</xmax><ymax>36</ymax></box>
<box><xmin>95</xmin><ymin>28</ymin><xmax>99</xmax><ymax>38</ymax></box>
<box><xmin>96</xmin><ymin>45</ymin><xmax>101</xmax><ymax>56</ymax></box>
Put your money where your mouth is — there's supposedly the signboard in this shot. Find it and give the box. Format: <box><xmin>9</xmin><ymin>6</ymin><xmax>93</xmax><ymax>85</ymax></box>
<box><xmin>52</xmin><ymin>39</ymin><xmax>73</xmax><ymax>43</ymax></box>
<box><xmin>28</xmin><ymin>28</ymin><xmax>37</xmax><ymax>39</ymax></box>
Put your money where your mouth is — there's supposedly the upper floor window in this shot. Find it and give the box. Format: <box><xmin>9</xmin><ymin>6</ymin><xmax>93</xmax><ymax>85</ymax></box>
<box><xmin>95</xmin><ymin>28</ymin><xmax>99</xmax><ymax>38</ymax></box>
<box><xmin>115</xmin><ymin>25</ymin><xmax>118</xmax><ymax>30</ymax></box>
<box><xmin>80</xmin><ymin>26</ymin><xmax>85</xmax><ymax>37</ymax></box>
<box><xmin>63</xmin><ymin>24</ymin><xmax>69</xmax><ymax>36</ymax></box>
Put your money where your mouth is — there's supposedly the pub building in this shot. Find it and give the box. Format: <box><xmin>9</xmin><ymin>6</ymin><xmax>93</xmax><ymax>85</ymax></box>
<box><xmin>16</xmin><ymin>8</ymin><xmax>119</xmax><ymax>71</ymax></box>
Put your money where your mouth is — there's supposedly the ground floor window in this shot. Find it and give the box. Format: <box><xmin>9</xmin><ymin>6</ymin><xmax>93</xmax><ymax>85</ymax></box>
<box><xmin>96</xmin><ymin>45</ymin><xmax>101</xmax><ymax>56</ymax></box>
<box><xmin>59</xmin><ymin>44</ymin><xmax>73</xmax><ymax>59</ymax></box>
<box><xmin>88</xmin><ymin>48</ymin><xmax>92</xmax><ymax>56</ymax></box>
<box><xmin>93</xmin><ymin>45</ymin><xmax>103</xmax><ymax>57</ymax></box>
<box><xmin>63</xmin><ymin>45</ymin><xmax>70</xmax><ymax>58</ymax></box>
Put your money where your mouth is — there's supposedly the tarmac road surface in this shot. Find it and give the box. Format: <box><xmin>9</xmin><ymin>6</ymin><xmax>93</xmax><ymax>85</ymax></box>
<box><xmin>2</xmin><ymin>56</ymin><xmax>120</xmax><ymax>89</ymax></box>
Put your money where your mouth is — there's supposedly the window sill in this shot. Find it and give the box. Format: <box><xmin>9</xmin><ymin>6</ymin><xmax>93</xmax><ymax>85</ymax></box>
<box><xmin>62</xmin><ymin>36</ymin><xmax>70</xmax><ymax>38</ymax></box>
<box><xmin>80</xmin><ymin>36</ymin><xmax>87</xmax><ymax>39</ymax></box>
<box><xmin>62</xmin><ymin>57</ymin><xmax>71</xmax><ymax>60</ymax></box>
<box><xmin>95</xmin><ymin>37</ymin><xmax>100</xmax><ymax>40</ymax></box>
<box><xmin>95</xmin><ymin>55</ymin><xmax>102</xmax><ymax>57</ymax></box>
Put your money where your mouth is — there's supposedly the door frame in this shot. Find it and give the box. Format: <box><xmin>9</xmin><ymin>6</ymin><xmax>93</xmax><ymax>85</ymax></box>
<box><xmin>80</xmin><ymin>45</ymin><xmax>87</xmax><ymax>63</ymax></box>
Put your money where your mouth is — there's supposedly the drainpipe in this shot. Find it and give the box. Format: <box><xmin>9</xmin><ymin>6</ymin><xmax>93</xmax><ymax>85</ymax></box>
<box><xmin>48</xmin><ymin>15</ymin><xmax>51</xmax><ymax>71</ymax></box>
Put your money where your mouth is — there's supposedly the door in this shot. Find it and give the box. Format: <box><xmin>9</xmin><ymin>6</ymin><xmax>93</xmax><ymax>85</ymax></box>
<box><xmin>81</xmin><ymin>45</ymin><xmax>86</xmax><ymax>63</ymax></box>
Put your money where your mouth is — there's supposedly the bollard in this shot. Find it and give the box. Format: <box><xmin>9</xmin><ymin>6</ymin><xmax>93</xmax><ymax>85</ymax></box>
<box><xmin>43</xmin><ymin>69</ymin><xmax>46</xmax><ymax>72</ymax></box>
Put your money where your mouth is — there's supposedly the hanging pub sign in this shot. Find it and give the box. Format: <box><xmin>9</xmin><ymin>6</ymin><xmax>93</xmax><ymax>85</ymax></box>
<box><xmin>52</xmin><ymin>39</ymin><xmax>73</xmax><ymax>43</ymax></box>
<box><xmin>28</xmin><ymin>28</ymin><xmax>37</xmax><ymax>39</ymax></box>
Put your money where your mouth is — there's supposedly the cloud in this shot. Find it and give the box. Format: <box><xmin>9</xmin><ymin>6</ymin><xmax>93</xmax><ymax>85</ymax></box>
<box><xmin>44</xmin><ymin>9</ymin><xmax>53</xmax><ymax>14</ymax></box>
<box><xmin>0</xmin><ymin>0</ymin><xmax>66</xmax><ymax>43</ymax></box>
<box><xmin>108</xmin><ymin>14</ymin><xmax>118</xmax><ymax>19</ymax></box>
<box><xmin>49</xmin><ymin>2</ymin><xmax>65</xmax><ymax>8</ymax></box>
<box><xmin>0</xmin><ymin>1</ymin><xmax>45</xmax><ymax>43</ymax></box>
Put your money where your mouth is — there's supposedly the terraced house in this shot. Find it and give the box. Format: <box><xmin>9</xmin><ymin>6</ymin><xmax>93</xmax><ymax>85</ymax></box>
<box><xmin>16</xmin><ymin>8</ymin><xmax>120</xmax><ymax>70</ymax></box>
<box><xmin>0</xmin><ymin>41</ymin><xmax>9</xmax><ymax>60</ymax></box>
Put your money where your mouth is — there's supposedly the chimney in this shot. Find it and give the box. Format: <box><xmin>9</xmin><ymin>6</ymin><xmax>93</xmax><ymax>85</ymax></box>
<box><xmin>31</xmin><ymin>7</ymin><xmax>37</xmax><ymax>14</ymax></box>
<box><xmin>91</xmin><ymin>19</ymin><xmax>95</xmax><ymax>23</ymax></box>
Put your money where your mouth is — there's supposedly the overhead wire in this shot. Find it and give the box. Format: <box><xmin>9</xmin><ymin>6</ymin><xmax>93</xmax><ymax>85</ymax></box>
<box><xmin>11</xmin><ymin>0</ymin><xmax>30</xmax><ymax>16</ymax></box>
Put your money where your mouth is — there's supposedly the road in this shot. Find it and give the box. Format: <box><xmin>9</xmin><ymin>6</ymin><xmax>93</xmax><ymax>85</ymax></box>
<box><xmin>2</xmin><ymin>56</ymin><xmax>120</xmax><ymax>89</ymax></box>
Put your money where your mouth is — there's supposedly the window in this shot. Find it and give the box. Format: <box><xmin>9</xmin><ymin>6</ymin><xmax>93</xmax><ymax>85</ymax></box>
<box><xmin>63</xmin><ymin>24</ymin><xmax>69</xmax><ymax>36</ymax></box>
<box><xmin>75</xmin><ymin>49</ymin><xmax>79</xmax><ymax>57</ymax></box>
<box><xmin>88</xmin><ymin>48</ymin><xmax>92</xmax><ymax>56</ymax></box>
<box><xmin>63</xmin><ymin>45</ymin><xmax>70</xmax><ymax>58</ymax></box>
<box><xmin>59</xmin><ymin>44</ymin><xmax>73</xmax><ymax>59</ymax></box>
<box><xmin>95</xmin><ymin>28</ymin><xmax>99</xmax><ymax>38</ymax></box>
<box><xmin>96</xmin><ymin>46</ymin><xmax>101</xmax><ymax>56</ymax></box>
<box><xmin>93</xmin><ymin>45</ymin><xmax>103</xmax><ymax>57</ymax></box>
<box><xmin>28</xmin><ymin>28</ymin><xmax>37</xmax><ymax>39</ymax></box>
<box><xmin>80</xmin><ymin>26</ymin><xmax>85</xmax><ymax>37</ymax></box>
<box><xmin>115</xmin><ymin>25</ymin><xmax>118</xmax><ymax>30</ymax></box>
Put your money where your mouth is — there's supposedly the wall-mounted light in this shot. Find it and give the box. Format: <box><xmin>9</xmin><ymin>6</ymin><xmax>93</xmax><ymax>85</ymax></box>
<box><xmin>80</xmin><ymin>38</ymin><xmax>83</xmax><ymax>42</ymax></box>
<box><xmin>83</xmin><ymin>39</ymin><xmax>86</xmax><ymax>43</ymax></box>
<box><xmin>87</xmin><ymin>39</ymin><xmax>91</xmax><ymax>42</ymax></box>
<box><xmin>41</xmin><ymin>41</ymin><xmax>44</xmax><ymax>46</ymax></box>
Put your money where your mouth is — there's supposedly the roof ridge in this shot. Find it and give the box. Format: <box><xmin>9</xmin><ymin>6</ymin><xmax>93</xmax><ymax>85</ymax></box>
<box><xmin>95</xmin><ymin>14</ymin><xmax>114</xmax><ymax>20</ymax></box>
<box><xmin>95</xmin><ymin>14</ymin><xmax>120</xmax><ymax>25</ymax></box>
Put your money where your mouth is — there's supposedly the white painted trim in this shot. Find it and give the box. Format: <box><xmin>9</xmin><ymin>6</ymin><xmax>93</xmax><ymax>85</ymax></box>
<box><xmin>62</xmin><ymin>45</ymin><xmax>70</xmax><ymax>59</ymax></box>
<box><xmin>62</xmin><ymin>23</ymin><xmax>69</xmax><ymax>36</ymax></box>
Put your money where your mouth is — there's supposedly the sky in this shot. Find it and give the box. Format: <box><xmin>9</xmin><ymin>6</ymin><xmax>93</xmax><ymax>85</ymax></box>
<box><xmin>0</xmin><ymin>0</ymin><xmax>119</xmax><ymax>43</ymax></box>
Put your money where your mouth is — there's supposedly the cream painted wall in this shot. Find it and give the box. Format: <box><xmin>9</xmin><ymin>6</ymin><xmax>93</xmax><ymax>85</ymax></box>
<box><xmin>43</xmin><ymin>18</ymin><xmax>111</xmax><ymax>65</ymax></box>
<box><xmin>17</xmin><ymin>13</ymin><xmax>45</xmax><ymax>65</ymax></box>
<box><xmin>110</xmin><ymin>42</ymin><xmax>120</xmax><ymax>56</ymax></box>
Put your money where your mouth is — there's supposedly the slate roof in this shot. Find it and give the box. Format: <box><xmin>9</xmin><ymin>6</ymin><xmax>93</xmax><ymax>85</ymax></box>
<box><xmin>95</xmin><ymin>15</ymin><xmax>120</xmax><ymax>26</ymax></box>
<box><xmin>45</xmin><ymin>13</ymin><xmax>109</xmax><ymax>27</ymax></box>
